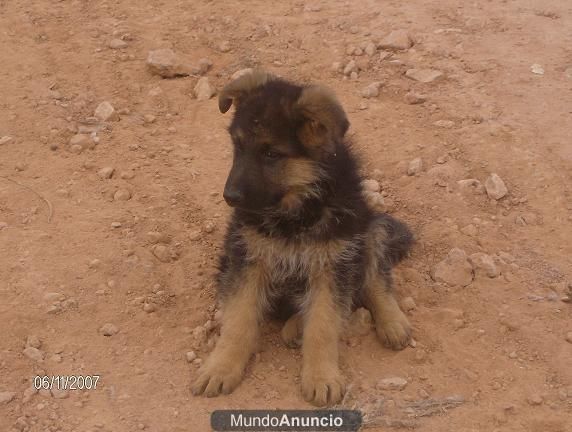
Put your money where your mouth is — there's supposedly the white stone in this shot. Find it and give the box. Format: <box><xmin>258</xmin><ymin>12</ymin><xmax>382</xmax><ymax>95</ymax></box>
<box><xmin>485</xmin><ymin>173</ymin><xmax>508</xmax><ymax>200</ymax></box>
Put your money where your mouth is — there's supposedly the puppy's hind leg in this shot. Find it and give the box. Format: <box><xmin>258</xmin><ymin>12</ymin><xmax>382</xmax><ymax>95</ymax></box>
<box><xmin>363</xmin><ymin>273</ymin><xmax>411</xmax><ymax>350</ymax></box>
<box><xmin>281</xmin><ymin>313</ymin><xmax>303</xmax><ymax>348</ymax></box>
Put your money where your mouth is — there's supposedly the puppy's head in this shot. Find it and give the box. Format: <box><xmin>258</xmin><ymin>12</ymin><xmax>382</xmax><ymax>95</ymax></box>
<box><xmin>219</xmin><ymin>69</ymin><xmax>349</xmax><ymax>213</ymax></box>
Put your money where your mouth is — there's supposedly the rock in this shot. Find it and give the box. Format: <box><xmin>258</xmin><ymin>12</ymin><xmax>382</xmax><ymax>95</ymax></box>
<box><xmin>197</xmin><ymin>58</ymin><xmax>213</xmax><ymax>75</ymax></box>
<box><xmin>114</xmin><ymin>189</ymin><xmax>132</xmax><ymax>201</ymax></box>
<box><xmin>218</xmin><ymin>40</ymin><xmax>231</xmax><ymax>52</ymax></box>
<box><xmin>361</xmin><ymin>179</ymin><xmax>381</xmax><ymax>193</ymax></box>
<box><xmin>98</xmin><ymin>167</ymin><xmax>115</xmax><ymax>179</ymax></box>
<box><xmin>189</xmin><ymin>230</ymin><xmax>202</xmax><ymax>241</ymax></box>
<box><xmin>26</xmin><ymin>335</ymin><xmax>42</xmax><ymax>349</ymax></box>
<box><xmin>146</xmin><ymin>48</ymin><xmax>190</xmax><ymax>78</ymax></box>
<box><xmin>194</xmin><ymin>77</ymin><xmax>216</xmax><ymax>101</ymax></box>
<box><xmin>364</xmin><ymin>42</ymin><xmax>376</xmax><ymax>56</ymax></box>
<box><xmin>348</xmin><ymin>308</ymin><xmax>373</xmax><ymax>336</ymax></box>
<box><xmin>361</xmin><ymin>82</ymin><xmax>382</xmax><ymax>98</ymax></box>
<box><xmin>23</xmin><ymin>347</ymin><xmax>44</xmax><ymax>362</ymax></box>
<box><xmin>22</xmin><ymin>387</ymin><xmax>38</xmax><ymax>403</ymax></box>
<box><xmin>434</xmin><ymin>120</ymin><xmax>454</xmax><ymax>128</ymax></box>
<box><xmin>469</xmin><ymin>253</ymin><xmax>500</xmax><ymax>278</ymax></box>
<box><xmin>432</xmin><ymin>248</ymin><xmax>474</xmax><ymax>287</ymax></box>
<box><xmin>120</xmin><ymin>170</ymin><xmax>135</xmax><ymax>180</ymax></box>
<box><xmin>111</xmin><ymin>222</ymin><xmax>122</xmax><ymax>228</ymax></box>
<box><xmin>404</xmin><ymin>92</ymin><xmax>426</xmax><ymax>104</ymax></box>
<box><xmin>405</xmin><ymin>69</ymin><xmax>443</xmax><ymax>83</ymax></box>
<box><xmin>0</xmin><ymin>135</ymin><xmax>14</xmax><ymax>145</ymax></box>
<box><xmin>109</xmin><ymin>39</ymin><xmax>127</xmax><ymax>49</ymax></box>
<box><xmin>530</xmin><ymin>64</ymin><xmax>544</xmax><ymax>75</ymax></box>
<box><xmin>99</xmin><ymin>323</ymin><xmax>119</xmax><ymax>336</ymax></box>
<box><xmin>407</xmin><ymin>158</ymin><xmax>423</xmax><ymax>176</ymax></box>
<box><xmin>143</xmin><ymin>114</ymin><xmax>156</xmax><ymax>124</ymax></box>
<box><xmin>44</xmin><ymin>292</ymin><xmax>65</xmax><ymax>302</ymax></box>
<box><xmin>457</xmin><ymin>179</ymin><xmax>485</xmax><ymax>194</ymax></box>
<box><xmin>143</xmin><ymin>303</ymin><xmax>156</xmax><ymax>313</ymax></box>
<box><xmin>515</xmin><ymin>212</ymin><xmax>539</xmax><ymax>226</ymax></box>
<box><xmin>378</xmin><ymin>30</ymin><xmax>413</xmax><ymax>51</ymax></box>
<box><xmin>186</xmin><ymin>351</ymin><xmax>197</xmax><ymax>363</ymax></box>
<box><xmin>94</xmin><ymin>101</ymin><xmax>117</xmax><ymax>122</ymax></box>
<box><xmin>460</xmin><ymin>224</ymin><xmax>478</xmax><ymax>237</ymax></box>
<box><xmin>376</xmin><ymin>377</ymin><xmax>408</xmax><ymax>391</ymax></box>
<box><xmin>147</xmin><ymin>231</ymin><xmax>171</xmax><ymax>244</ymax></box>
<box><xmin>401</xmin><ymin>297</ymin><xmax>416</xmax><ymax>311</ymax></box>
<box><xmin>331</xmin><ymin>62</ymin><xmax>343</xmax><ymax>73</ymax></box>
<box><xmin>69</xmin><ymin>134</ymin><xmax>94</xmax><ymax>151</ymax></box>
<box><xmin>485</xmin><ymin>173</ymin><xmax>508</xmax><ymax>200</ymax></box>
<box><xmin>527</xmin><ymin>394</ymin><xmax>543</xmax><ymax>406</ymax></box>
<box><xmin>152</xmin><ymin>244</ymin><xmax>171</xmax><ymax>263</ymax></box>
<box><xmin>343</xmin><ymin>60</ymin><xmax>357</xmax><ymax>76</ymax></box>
<box><xmin>566</xmin><ymin>332</ymin><xmax>572</xmax><ymax>343</ymax></box>
<box><xmin>203</xmin><ymin>221</ymin><xmax>215</xmax><ymax>233</ymax></box>
<box><xmin>0</xmin><ymin>392</ymin><xmax>16</xmax><ymax>404</ymax></box>
<box><xmin>192</xmin><ymin>326</ymin><xmax>208</xmax><ymax>345</ymax></box>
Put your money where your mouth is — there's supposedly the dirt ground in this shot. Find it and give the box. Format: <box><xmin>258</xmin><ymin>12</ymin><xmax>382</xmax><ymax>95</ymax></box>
<box><xmin>1</xmin><ymin>0</ymin><xmax>571</xmax><ymax>431</ymax></box>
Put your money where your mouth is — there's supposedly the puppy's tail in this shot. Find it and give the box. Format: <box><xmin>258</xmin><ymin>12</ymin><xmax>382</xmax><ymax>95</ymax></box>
<box><xmin>375</xmin><ymin>213</ymin><xmax>414</xmax><ymax>265</ymax></box>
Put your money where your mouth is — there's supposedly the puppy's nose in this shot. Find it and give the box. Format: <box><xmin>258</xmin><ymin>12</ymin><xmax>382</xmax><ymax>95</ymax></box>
<box><xmin>223</xmin><ymin>188</ymin><xmax>244</xmax><ymax>207</ymax></box>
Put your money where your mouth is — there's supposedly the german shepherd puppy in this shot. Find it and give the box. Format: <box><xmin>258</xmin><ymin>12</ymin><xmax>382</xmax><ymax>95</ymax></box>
<box><xmin>191</xmin><ymin>70</ymin><xmax>414</xmax><ymax>407</ymax></box>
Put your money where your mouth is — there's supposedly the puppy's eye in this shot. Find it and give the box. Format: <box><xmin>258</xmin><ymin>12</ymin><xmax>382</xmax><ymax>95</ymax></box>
<box><xmin>264</xmin><ymin>150</ymin><xmax>281</xmax><ymax>160</ymax></box>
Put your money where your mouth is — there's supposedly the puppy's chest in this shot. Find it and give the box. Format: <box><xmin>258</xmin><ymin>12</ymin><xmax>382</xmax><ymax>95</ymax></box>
<box><xmin>243</xmin><ymin>230</ymin><xmax>348</xmax><ymax>282</ymax></box>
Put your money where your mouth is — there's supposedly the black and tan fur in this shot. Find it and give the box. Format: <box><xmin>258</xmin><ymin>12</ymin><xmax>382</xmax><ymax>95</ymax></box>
<box><xmin>191</xmin><ymin>70</ymin><xmax>414</xmax><ymax>406</ymax></box>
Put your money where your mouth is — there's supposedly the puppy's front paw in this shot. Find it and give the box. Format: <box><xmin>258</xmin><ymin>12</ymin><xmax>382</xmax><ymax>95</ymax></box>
<box><xmin>301</xmin><ymin>367</ymin><xmax>345</xmax><ymax>407</ymax></box>
<box><xmin>191</xmin><ymin>359</ymin><xmax>243</xmax><ymax>397</ymax></box>
<box><xmin>376</xmin><ymin>312</ymin><xmax>412</xmax><ymax>350</ymax></box>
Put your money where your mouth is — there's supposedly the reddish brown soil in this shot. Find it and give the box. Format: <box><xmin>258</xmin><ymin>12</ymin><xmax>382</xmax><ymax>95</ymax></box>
<box><xmin>1</xmin><ymin>1</ymin><xmax>571</xmax><ymax>431</ymax></box>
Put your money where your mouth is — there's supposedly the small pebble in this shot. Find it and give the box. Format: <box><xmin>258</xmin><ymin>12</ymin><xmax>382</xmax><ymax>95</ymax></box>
<box><xmin>376</xmin><ymin>377</ymin><xmax>408</xmax><ymax>391</ymax></box>
<box><xmin>405</xmin><ymin>69</ymin><xmax>443</xmax><ymax>83</ymax></box>
<box><xmin>404</xmin><ymin>92</ymin><xmax>426</xmax><ymax>104</ymax></box>
<box><xmin>146</xmin><ymin>48</ymin><xmax>190</xmax><ymax>78</ymax></box>
<box><xmin>378</xmin><ymin>30</ymin><xmax>413</xmax><ymax>50</ymax></box>
<box><xmin>485</xmin><ymin>173</ymin><xmax>508</xmax><ymax>200</ymax></box>
<box><xmin>566</xmin><ymin>332</ymin><xmax>572</xmax><ymax>344</ymax></box>
<box><xmin>26</xmin><ymin>335</ymin><xmax>42</xmax><ymax>349</ymax></box>
<box><xmin>0</xmin><ymin>136</ymin><xmax>14</xmax><ymax>146</ymax></box>
<box><xmin>530</xmin><ymin>64</ymin><xmax>544</xmax><ymax>75</ymax></box>
<box><xmin>203</xmin><ymin>221</ymin><xmax>215</xmax><ymax>233</ymax></box>
<box><xmin>186</xmin><ymin>351</ymin><xmax>197</xmax><ymax>363</ymax></box>
<box><xmin>111</xmin><ymin>222</ymin><xmax>122</xmax><ymax>228</ymax></box>
<box><xmin>94</xmin><ymin>101</ymin><xmax>117</xmax><ymax>122</ymax></box>
<box><xmin>218</xmin><ymin>40</ymin><xmax>231</xmax><ymax>52</ymax></box>
<box><xmin>97</xmin><ymin>167</ymin><xmax>115</xmax><ymax>179</ymax></box>
<box><xmin>527</xmin><ymin>394</ymin><xmax>543</xmax><ymax>406</ymax></box>
<box><xmin>114</xmin><ymin>189</ymin><xmax>132</xmax><ymax>201</ymax></box>
<box><xmin>23</xmin><ymin>347</ymin><xmax>44</xmax><ymax>362</ymax></box>
<box><xmin>407</xmin><ymin>158</ymin><xmax>423</xmax><ymax>176</ymax></box>
<box><xmin>143</xmin><ymin>303</ymin><xmax>156</xmax><ymax>313</ymax></box>
<box><xmin>0</xmin><ymin>392</ymin><xmax>16</xmax><ymax>404</ymax></box>
<box><xmin>361</xmin><ymin>82</ymin><xmax>382</xmax><ymax>98</ymax></box>
<box><xmin>99</xmin><ymin>323</ymin><xmax>119</xmax><ymax>336</ymax></box>
<box><xmin>194</xmin><ymin>77</ymin><xmax>216</xmax><ymax>101</ymax></box>
<box><xmin>401</xmin><ymin>297</ymin><xmax>416</xmax><ymax>311</ymax></box>
<box><xmin>152</xmin><ymin>244</ymin><xmax>171</xmax><ymax>263</ymax></box>
<box><xmin>109</xmin><ymin>39</ymin><xmax>128</xmax><ymax>49</ymax></box>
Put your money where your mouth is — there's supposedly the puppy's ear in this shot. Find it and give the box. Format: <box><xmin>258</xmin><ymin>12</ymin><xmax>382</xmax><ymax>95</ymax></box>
<box><xmin>295</xmin><ymin>85</ymin><xmax>349</xmax><ymax>155</ymax></box>
<box><xmin>218</xmin><ymin>69</ymin><xmax>275</xmax><ymax>113</ymax></box>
